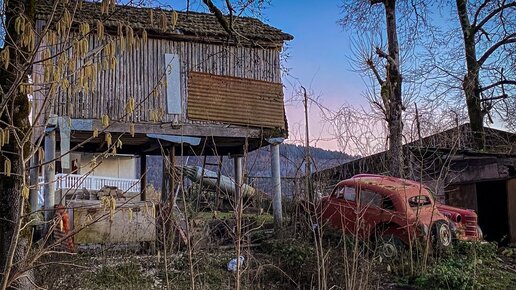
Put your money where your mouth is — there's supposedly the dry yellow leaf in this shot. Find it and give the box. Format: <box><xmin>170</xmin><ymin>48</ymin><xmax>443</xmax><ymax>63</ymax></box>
<box><xmin>21</xmin><ymin>185</ymin><xmax>29</xmax><ymax>199</ymax></box>
<box><xmin>105</xmin><ymin>132</ymin><xmax>112</xmax><ymax>147</ymax></box>
<box><xmin>102</xmin><ymin>114</ymin><xmax>109</xmax><ymax>128</ymax></box>
<box><xmin>4</xmin><ymin>158</ymin><xmax>11</xmax><ymax>177</ymax></box>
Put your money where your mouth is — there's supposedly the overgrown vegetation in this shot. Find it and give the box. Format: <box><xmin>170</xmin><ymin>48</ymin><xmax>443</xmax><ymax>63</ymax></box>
<box><xmin>88</xmin><ymin>262</ymin><xmax>155</xmax><ymax>289</ymax></box>
<box><xmin>410</xmin><ymin>242</ymin><xmax>516</xmax><ymax>290</ymax></box>
<box><xmin>33</xmin><ymin>214</ymin><xmax>516</xmax><ymax>290</ymax></box>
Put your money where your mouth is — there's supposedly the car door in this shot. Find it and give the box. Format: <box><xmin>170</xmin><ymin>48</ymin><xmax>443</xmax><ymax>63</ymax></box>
<box><xmin>323</xmin><ymin>185</ymin><xmax>357</xmax><ymax>234</ymax></box>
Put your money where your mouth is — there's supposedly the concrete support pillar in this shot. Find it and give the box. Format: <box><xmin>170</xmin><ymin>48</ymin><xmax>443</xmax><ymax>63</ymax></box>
<box><xmin>233</xmin><ymin>155</ymin><xmax>243</xmax><ymax>211</ymax></box>
<box><xmin>29</xmin><ymin>154</ymin><xmax>39</xmax><ymax>212</ymax></box>
<box><xmin>270</xmin><ymin>143</ymin><xmax>283</xmax><ymax>230</ymax></box>
<box><xmin>44</xmin><ymin>129</ymin><xmax>56</xmax><ymax>223</ymax></box>
<box><xmin>140</xmin><ymin>154</ymin><xmax>147</xmax><ymax>201</ymax></box>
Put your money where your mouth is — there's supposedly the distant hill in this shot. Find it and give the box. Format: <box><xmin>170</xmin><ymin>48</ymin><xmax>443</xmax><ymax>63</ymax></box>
<box><xmin>144</xmin><ymin>143</ymin><xmax>354</xmax><ymax>194</ymax></box>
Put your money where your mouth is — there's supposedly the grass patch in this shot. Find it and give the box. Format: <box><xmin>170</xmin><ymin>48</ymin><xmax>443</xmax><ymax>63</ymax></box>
<box><xmin>409</xmin><ymin>242</ymin><xmax>516</xmax><ymax>289</ymax></box>
<box><xmin>194</xmin><ymin>211</ymin><xmax>274</xmax><ymax>224</ymax></box>
<box><xmin>158</xmin><ymin>252</ymin><xmax>235</xmax><ymax>290</ymax></box>
<box><xmin>87</xmin><ymin>262</ymin><xmax>155</xmax><ymax>289</ymax></box>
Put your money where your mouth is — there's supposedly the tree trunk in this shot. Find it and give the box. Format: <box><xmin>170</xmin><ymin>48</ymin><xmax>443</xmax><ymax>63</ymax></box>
<box><xmin>0</xmin><ymin>0</ymin><xmax>35</xmax><ymax>288</ymax></box>
<box><xmin>456</xmin><ymin>0</ymin><xmax>485</xmax><ymax>150</ymax></box>
<box><xmin>384</xmin><ymin>0</ymin><xmax>404</xmax><ymax>177</ymax></box>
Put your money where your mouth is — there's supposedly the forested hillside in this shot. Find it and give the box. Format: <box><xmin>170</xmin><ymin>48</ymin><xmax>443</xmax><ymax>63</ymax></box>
<box><xmin>144</xmin><ymin>144</ymin><xmax>354</xmax><ymax>191</ymax></box>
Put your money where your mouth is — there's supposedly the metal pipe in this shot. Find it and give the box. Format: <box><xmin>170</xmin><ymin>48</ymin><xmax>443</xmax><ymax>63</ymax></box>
<box><xmin>271</xmin><ymin>143</ymin><xmax>282</xmax><ymax>229</ymax></box>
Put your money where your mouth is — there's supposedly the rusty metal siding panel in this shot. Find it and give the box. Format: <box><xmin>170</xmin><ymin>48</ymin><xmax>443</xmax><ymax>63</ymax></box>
<box><xmin>187</xmin><ymin>72</ymin><xmax>285</xmax><ymax>129</ymax></box>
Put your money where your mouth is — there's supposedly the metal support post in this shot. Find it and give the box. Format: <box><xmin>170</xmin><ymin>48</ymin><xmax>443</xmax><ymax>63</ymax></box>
<box><xmin>233</xmin><ymin>155</ymin><xmax>243</xmax><ymax>212</ymax></box>
<box><xmin>270</xmin><ymin>142</ymin><xmax>283</xmax><ymax>231</ymax></box>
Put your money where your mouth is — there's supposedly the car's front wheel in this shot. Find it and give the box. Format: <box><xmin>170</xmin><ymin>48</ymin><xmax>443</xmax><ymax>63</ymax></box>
<box><xmin>432</xmin><ymin>220</ymin><xmax>452</xmax><ymax>250</ymax></box>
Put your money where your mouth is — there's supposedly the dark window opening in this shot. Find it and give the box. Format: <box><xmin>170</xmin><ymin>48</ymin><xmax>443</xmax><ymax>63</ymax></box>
<box><xmin>382</xmin><ymin>197</ymin><xmax>395</xmax><ymax>210</ymax></box>
<box><xmin>408</xmin><ymin>195</ymin><xmax>431</xmax><ymax>208</ymax></box>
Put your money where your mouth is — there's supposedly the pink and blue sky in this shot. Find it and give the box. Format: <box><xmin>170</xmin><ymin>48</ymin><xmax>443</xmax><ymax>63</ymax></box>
<box><xmin>264</xmin><ymin>1</ymin><xmax>368</xmax><ymax>150</ymax></box>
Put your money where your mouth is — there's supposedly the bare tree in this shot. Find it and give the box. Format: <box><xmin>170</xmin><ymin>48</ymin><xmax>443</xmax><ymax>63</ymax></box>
<box><xmin>339</xmin><ymin>0</ymin><xmax>430</xmax><ymax>177</ymax></box>
<box><xmin>455</xmin><ymin>0</ymin><xmax>516</xmax><ymax>149</ymax></box>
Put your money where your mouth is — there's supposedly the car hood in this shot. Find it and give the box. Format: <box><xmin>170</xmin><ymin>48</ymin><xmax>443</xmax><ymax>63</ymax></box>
<box><xmin>436</xmin><ymin>203</ymin><xmax>477</xmax><ymax>217</ymax></box>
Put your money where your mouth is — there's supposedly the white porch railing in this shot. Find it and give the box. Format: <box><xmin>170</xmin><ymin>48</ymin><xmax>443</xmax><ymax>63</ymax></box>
<box><xmin>39</xmin><ymin>174</ymin><xmax>141</xmax><ymax>193</ymax></box>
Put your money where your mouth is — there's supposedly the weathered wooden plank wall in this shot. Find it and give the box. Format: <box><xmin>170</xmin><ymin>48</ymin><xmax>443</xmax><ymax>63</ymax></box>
<box><xmin>33</xmin><ymin>26</ymin><xmax>282</xmax><ymax>126</ymax></box>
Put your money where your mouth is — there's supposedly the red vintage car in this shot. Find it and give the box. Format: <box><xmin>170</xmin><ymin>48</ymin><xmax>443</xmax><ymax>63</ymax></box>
<box><xmin>318</xmin><ymin>174</ymin><xmax>458</xmax><ymax>257</ymax></box>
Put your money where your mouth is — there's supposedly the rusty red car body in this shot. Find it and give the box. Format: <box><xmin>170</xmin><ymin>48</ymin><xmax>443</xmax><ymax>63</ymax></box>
<box><xmin>319</xmin><ymin>174</ymin><xmax>456</xmax><ymax>249</ymax></box>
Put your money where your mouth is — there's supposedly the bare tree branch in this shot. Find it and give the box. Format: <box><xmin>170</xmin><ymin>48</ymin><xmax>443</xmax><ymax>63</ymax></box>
<box><xmin>366</xmin><ymin>59</ymin><xmax>384</xmax><ymax>85</ymax></box>
<box><xmin>472</xmin><ymin>0</ymin><xmax>492</xmax><ymax>28</ymax></box>
<box><xmin>480</xmin><ymin>79</ymin><xmax>516</xmax><ymax>92</ymax></box>
<box><xmin>480</xmin><ymin>94</ymin><xmax>508</xmax><ymax>102</ymax></box>
<box><xmin>225</xmin><ymin>0</ymin><xmax>234</xmax><ymax>30</ymax></box>
<box><xmin>478</xmin><ymin>32</ymin><xmax>516</xmax><ymax>66</ymax></box>
<box><xmin>202</xmin><ymin>0</ymin><xmax>232</xmax><ymax>35</ymax></box>
<box><xmin>473</xmin><ymin>1</ymin><xmax>516</xmax><ymax>33</ymax></box>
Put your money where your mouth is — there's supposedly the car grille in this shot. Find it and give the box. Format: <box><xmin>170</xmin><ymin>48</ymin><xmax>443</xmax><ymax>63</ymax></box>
<box><xmin>464</xmin><ymin>215</ymin><xmax>478</xmax><ymax>237</ymax></box>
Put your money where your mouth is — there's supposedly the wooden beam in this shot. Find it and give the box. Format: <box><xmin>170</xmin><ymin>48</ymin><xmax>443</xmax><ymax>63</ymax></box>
<box><xmin>161</xmin><ymin>149</ymin><xmax>171</xmax><ymax>203</ymax></box>
<box><xmin>170</xmin><ymin>146</ymin><xmax>176</xmax><ymax>206</ymax></box>
<box><xmin>71</xmin><ymin>119</ymin><xmax>279</xmax><ymax>139</ymax></box>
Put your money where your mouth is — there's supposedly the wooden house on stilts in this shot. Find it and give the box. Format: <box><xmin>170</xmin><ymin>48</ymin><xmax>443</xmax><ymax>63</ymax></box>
<box><xmin>31</xmin><ymin>1</ymin><xmax>292</xmax><ymax>246</ymax></box>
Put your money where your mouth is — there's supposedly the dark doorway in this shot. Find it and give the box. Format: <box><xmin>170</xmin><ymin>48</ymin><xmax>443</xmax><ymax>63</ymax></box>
<box><xmin>476</xmin><ymin>181</ymin><xmax>509</xmax><ymax>244</ymax></box>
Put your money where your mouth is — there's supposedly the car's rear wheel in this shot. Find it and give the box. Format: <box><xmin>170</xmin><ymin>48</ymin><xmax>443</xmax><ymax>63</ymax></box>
<box><xmin>376</xmin><ymin>234</ymin><xmax>405</xmax><ymax>259</ymax></box>
<box><xmin>432</xmin><ymin>220</ymin><xmax>452</xmax><ymax>249</ymax></box>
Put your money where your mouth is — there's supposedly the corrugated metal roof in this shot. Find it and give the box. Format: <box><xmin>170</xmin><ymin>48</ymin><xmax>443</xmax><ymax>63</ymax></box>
<box><xmin>187</xmin><ymin>72</ymin><xmax>285</xmax><ymax>129</ymax></box>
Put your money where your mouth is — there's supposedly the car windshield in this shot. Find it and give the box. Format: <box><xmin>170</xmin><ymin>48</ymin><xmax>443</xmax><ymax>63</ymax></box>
<box><xmin>408</xmin><ymin>195</ymin><xmax>432</xmax><ymax>208</ymax></box>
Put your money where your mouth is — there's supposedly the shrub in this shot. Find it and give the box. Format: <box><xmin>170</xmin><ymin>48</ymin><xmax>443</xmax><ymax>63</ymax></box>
<box><xmin>410</xmin><ymin>241</ymin><xmax>515</xmax><ymax>290</ymax></box>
